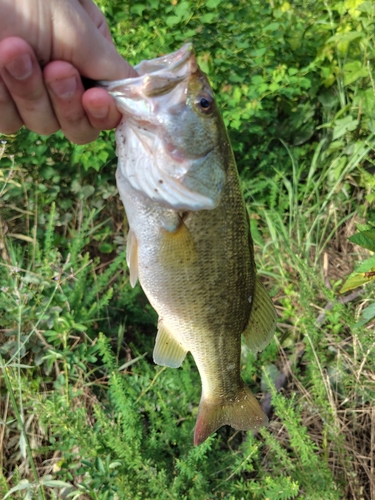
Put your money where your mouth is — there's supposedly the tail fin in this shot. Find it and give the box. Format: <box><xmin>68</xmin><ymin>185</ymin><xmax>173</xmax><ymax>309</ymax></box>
<box><xmin>194</xmin><ymin>385</ymin><xmax>267</xmax><ymax>446</ymax></box>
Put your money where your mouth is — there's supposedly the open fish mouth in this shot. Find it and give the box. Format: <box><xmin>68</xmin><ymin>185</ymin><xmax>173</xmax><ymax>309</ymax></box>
<box><xmin>136</xmin><ymin>43</ymin><xmax>198</xmax><ymax>77</ymax></box>
<box><xmin>101</xmin><ymin>44</ymin><xmax>226</xmax><ymax>211</ymax></box>
<box><xmin>99</xmin><ymin>44</ymin><xmax>197</xmax><ymax>95</ymax></box>
<box><xmin>98</xmin><ymin>44</ymin><xmax>199</xmax><ymax>122</ymax></box>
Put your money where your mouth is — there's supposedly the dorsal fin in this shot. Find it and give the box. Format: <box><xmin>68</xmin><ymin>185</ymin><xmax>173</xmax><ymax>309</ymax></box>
<box><xmin>242</xmin><ymin>276</ymin><xmax>277</xmax><ymax>353</ymax></box>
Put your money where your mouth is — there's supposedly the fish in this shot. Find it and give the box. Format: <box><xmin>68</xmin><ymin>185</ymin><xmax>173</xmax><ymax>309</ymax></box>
<box><xmin>100</xmin><ymin>44</ymin><xmax>277</xmax><ymax>445</ymax></box>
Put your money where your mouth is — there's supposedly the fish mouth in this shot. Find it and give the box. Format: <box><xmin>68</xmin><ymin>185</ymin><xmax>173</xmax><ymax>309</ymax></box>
<box><xmin>99</xmin><ymin>44</ymin><xmax>200</xmax><ymax>133</ymax></box>
<box><xmin>99</xmin><ymin>44</ymin><xmax>197</xmax><ymax>98</ymax></box>
<box><xmin>135</xmin><ymin>43</ymin><xmax>198</xmax><ymax>80</ymax></box>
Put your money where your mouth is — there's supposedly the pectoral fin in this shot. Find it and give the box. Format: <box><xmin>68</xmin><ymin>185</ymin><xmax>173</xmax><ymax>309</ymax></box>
<box><xmin>126</xmin><ymin>229</ymin><xmax>138</xmax><ymax>288</ymax></box>
<box><xmin>153</xmin><ymin>320</ymin><xmax>187</xmax><ymax>368</ymax></box>
<box><xmin>159</xmin><ymin>217</ymin><xmax>197</xmax><ymax>267</ymax></box>
<box><xmin>242</xmin><ymin>276</ymin><xmax>277</xmax><ymax>353</ymax></box>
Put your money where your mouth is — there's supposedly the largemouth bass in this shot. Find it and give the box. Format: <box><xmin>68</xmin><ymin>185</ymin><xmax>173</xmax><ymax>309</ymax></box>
<box><xmin>101</xmin><ymin>44</ymin><xmax>277</xmax><ymax>445</ymax></box>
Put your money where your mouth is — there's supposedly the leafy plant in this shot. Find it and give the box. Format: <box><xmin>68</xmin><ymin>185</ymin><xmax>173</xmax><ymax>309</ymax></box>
<box><xmin>340</xmin><ymin>222</ymin><xmax>375</xmax><ymax>327</ymax></box>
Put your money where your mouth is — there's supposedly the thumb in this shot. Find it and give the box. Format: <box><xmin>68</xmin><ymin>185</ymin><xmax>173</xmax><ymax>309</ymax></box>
<box><xmin>52</xmin><ymin>0</ymin><xmax>138</xmax><ymax>81</ymax></box>
<box><xmin>78</xmin><ymin>0</ymin><xmax>114</xmax><ymax>45</ymax></box>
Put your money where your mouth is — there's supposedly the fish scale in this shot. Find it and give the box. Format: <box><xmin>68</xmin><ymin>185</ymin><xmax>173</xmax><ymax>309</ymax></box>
<box><xmin>101</xmin><ymin>44</ymin><xmax>277</xmax><ymax>445</ymax></box>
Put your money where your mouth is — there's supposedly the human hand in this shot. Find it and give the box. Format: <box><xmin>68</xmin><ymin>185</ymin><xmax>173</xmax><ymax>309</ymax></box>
<box><xmin>0</xmin><ymin>0</ymin><xmax>137</xmax><ymax>144</ymax></box>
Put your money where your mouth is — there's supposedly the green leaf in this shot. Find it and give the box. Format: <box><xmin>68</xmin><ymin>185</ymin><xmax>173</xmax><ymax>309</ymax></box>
<box><xmin>99</xmin><ymin>243</ymin><xmax>114</xmax><ymax>253</ymax></box>
<box><xmin>3</xmin><ymin>480</ymin><xmax>32</xmax><ymax>498</ymax></box>
<box><xmin>197</xmin><ymin>54</ymin><xmax>213</xmax><ymax>75</ymax></box>
<box><xmin>349</xmin><ymin>230</ymin><xmax>375</xmax><ymax>252</ymax></box>
<box><xmin>318</xmin><ymin>89</ymin><xmax>339</xmax><ymax>109</ymax></box>
<box><xmin>343</xmin><ymin>61</ymin><xmax>368</xmax><ymax>86</ymax></box>
<box><xmin>98</xmin><ymin>150</ymin><xmax>109</xmax><ymax>162</ymax></box>
<box><xmin>332</xmin><ymin>115</ymin><xmax>359</xmax><ymax>140</ymax></box>
<box><xmin>200</xmin><ymin>13</ymin><xmax>217</xmax><ymax>23</ymax></box>
<box><xmin>175</xmin><ymin>1</ymin><xmax>191</xmax><ymax>19</ymax></box>
<box><xmin>81</xmin><ymin>459</ymin><xmax>94</xmax><ymax>468</ymax></box>
<box><xmin>166</xmin><ymin>15</ymin><xmax>181</xmax><ymax>27</ymax></box>
<box><xmin>72</xmin><ymin>323</ymin><xmax>88</xmax><ymax>332</ymax></box>
<box><xmin>355</xmin><ymin>302</ymin><xmax>375</xmax><ymax>328</ymax></box>
<box><xmin>130</xmin><ymin>4</ymin><xmax>146</xmax><ymax>16</ymax></box>
<box><xmin>96</xmin><ymin>457</ymin><xmax>106</xmax><ymax>474</ymax></box>
<box><xmin>356</xmin><ymin>223</ymin><xmax>374</xmax><ymax>232</ymax></box>
<box><xmin>80</xmin><ymin>185</ymin><xmax>95</xmax><ymax>199</ymax></box>
<box><xmin>40</xmin><ymin>166</ymin><xmax>57</xmax><ymax>180</ymax></box>
<box><xmin>357</xmin><ymin>1</ymin><xmax>373</xmax><ymax>14</ymax></box>
<box><xmin>206</xmin><ymin>0</ymin><xmax>221</xmax><ymax>8</ymax></box>
<box><xmin>40</xmin><ymin>478</ymin><xmax>74</xmax><ymax>488</ymax></box>
<box><xmin>251</xmin><ymin>75</ymin><xmax>264</xmax><ymax>85</ymax></box>
<box><xmin>263</xmin><ymin>22</ymin><xmax>280</xmax><ymax>32</ymax></box>
<box><xmin>340</xmin><ymin>261</ymin><xmax>375</xmax><ymax>293</ymax></box>
<box><xmin>261</xmin><ymin>364</ymin><xmax>281</xmax><ymax>392</ymax></box>
<box><xmin>327</xmin><ymin>31</ymin><xmax>364</xmax><ymax>44</ymax></box>
<box><xmin>356</xmin><ymin>254</ymin><xmax>375</xmax><ymax>273</ymax></box>
<box><xmin>250</xmin><ymin>48</ymin><xmax>267</xmax><ymax>57</ymax></box>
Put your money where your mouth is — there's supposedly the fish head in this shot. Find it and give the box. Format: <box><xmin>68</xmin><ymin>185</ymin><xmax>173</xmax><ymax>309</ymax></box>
<box><xmin>100</xmin><ymin>44</ymin><xmax>228</xmax><ymax>211</ymax></box>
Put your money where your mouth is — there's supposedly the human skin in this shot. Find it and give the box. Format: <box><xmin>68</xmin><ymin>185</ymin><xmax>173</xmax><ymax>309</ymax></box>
<box><xmin>0</xmin><ymin>0</ymin><xmax>137</xmax><ymax>144</ymax></box>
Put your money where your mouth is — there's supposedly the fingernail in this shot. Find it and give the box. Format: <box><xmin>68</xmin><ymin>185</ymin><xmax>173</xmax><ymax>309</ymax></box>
<box><xmin>6</xmin><ymin>54</ymin><xmax>33</xmax><ymax>80</ymax></box>
<box><xmin>90</xmin><ymin>106</ymin><xmax>108</xmax><ymax>119</ymax></box>
<box><xmin>49</xmin><ymin>76</ymin><xmax>77</xmax><ymax>98</ymax></box>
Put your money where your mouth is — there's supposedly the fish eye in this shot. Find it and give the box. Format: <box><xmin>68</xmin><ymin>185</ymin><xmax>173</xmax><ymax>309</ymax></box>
<box><xmin>196</xmin><ymin>95</ymin><xmax>213</xmax><ymax>113</ymax></box>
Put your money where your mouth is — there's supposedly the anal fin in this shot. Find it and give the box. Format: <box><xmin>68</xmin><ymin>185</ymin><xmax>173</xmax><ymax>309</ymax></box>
<box><xmin>243</xmin><ymin>276</ymin><xmax>277</xmax><ymax>354</ymax></box>
<box><xmin>126</xmin><ymin>229</ymin><xmax>138</xmax><ymax>288</ymax></box>
<box><xmin>153</xmin><ymin>320</ymin><xmax>187</xmax><ymax>368</ymax></box>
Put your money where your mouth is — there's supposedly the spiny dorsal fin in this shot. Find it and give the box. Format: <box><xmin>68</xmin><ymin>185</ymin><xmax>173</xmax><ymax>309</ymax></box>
<box><xmin>153</xmin><ymin>320</ymin><xmax>187</xmax><ymax>368</ymax></box>
<box><xmin>242</xmin><ymin>276</ymin><xmax>277</xmax><ymax>354</ymax></box>
<box><xmin>126</xmin><ymin>229</ymin><xmax>138</xmax><ymax>288</ymax></box>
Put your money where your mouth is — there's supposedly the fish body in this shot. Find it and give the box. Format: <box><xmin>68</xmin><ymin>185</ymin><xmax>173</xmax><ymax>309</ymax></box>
<box><xmin>101</xmin><ymin>45</ymin><xmax>277</xmax><ymax>445</ymax></box>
